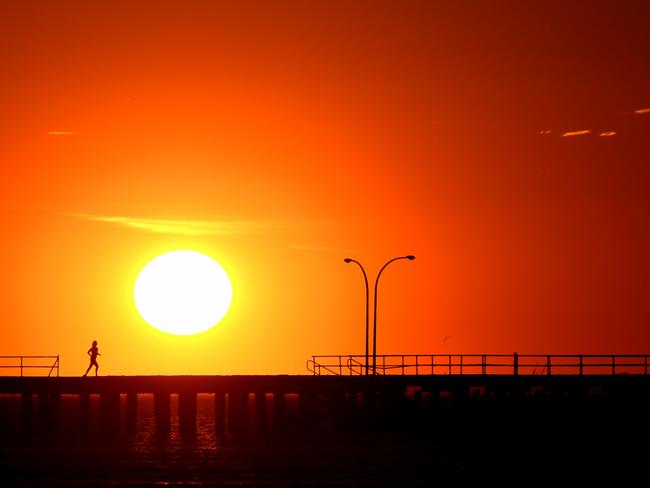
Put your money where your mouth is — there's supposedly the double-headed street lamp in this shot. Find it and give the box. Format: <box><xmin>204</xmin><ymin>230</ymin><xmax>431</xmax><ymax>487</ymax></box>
<box><xmin>344</xmin><ymin>255</ymin><xmax>415</xmax><ymax>375</ymax></box>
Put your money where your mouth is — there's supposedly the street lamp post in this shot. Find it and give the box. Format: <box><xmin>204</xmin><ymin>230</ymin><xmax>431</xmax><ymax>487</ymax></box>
<box><xmin>372</xmin><ymin>255</ymin><xmax>415</xmax><ymax>375</ymax></box>
<box><xmin>344</xmin><ymin>258</ymin><xmax>370</xmax><ymax>375</ymax></box>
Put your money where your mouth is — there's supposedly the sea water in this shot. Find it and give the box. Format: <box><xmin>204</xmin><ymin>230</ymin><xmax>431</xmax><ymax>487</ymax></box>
<box><xmin>0</xmin><ymin>394</ymin><xmax>465</xmax><ymax>486</ymax></box>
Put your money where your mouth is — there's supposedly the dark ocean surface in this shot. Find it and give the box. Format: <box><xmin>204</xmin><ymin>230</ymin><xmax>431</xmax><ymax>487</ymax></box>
<box><xmin>0</xmin><ymin>393</ymin><xmax>645</xmax><ymax>485</ymax></box>
<box><xmin>0</xmin><ymin>394</ymin><xmax>470</xmax><ymax>487</ymax></box>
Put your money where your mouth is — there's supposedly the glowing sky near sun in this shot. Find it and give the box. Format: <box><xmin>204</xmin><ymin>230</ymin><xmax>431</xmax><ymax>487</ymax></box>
<box><xmin>0</xmin><ymin>1</ymin><xmax>649</xmax><ymax>374</ymax></box>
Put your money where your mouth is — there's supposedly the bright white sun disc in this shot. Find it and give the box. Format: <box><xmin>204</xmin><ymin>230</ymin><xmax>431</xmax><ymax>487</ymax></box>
<box><xmin>134</xmin><ymin>250</ymin><xmax>232</xmax><ymax>335</ymax></box>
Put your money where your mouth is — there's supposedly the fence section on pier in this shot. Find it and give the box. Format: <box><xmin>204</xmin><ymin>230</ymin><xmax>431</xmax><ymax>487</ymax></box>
<box><xmin>0</xmin><ymin>356</ymin><xmax>60</xmax><ymax>377</ymax></box>
<box><xmin>307</xmin><ymin>354</ymin><xmax>650</xmax><ymax>376</ymax></box>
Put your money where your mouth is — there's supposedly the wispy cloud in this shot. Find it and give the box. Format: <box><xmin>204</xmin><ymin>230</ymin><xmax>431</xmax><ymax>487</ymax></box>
<box><xmin>542</xmin><ymin>106</ymin><xmax>648</xmax><ymax>139</ymax></box>
<box><xmin>46</xmin><ymin>131</ymin><xmax>77</xmax><ymax>135</ymax></box>
<box><xmin>62</xmin><ymin>213</ymin><xmax>358</xmax><ymax>254</ymax></box>
<box><xmin>562</xmin><ymin>129</ymin><xmax>591</xmax><ymax>137</ymax></box>
<box><xmin>61</xmin><ymin>213</ymin><xmax>280</xmax><ymax>237</ymax></box>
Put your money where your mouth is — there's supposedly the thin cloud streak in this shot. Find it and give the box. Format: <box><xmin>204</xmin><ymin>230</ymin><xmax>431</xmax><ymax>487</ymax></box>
<box><xmin>542</xmin><ymin>106</ymin><xmax>649</xmax><ymax>138</ymax></box>
<box><xmin>63</xmin><ymin>214</ymin><xmax>354</xmax><ymax>253</ymax></box>
<box><xmin>62</xmin><ymin>213</ymin><xmax>281</xmax><ymax>237</ymax></box>
<box><xmin>46</xmin><ymin>131</ymin><xmax>77</xmax><ymax>135</ymax></box>
<box><xmin>562</xmin><ymin>130</ymin><xmax>591</xmax><ymax>137</ymax></box>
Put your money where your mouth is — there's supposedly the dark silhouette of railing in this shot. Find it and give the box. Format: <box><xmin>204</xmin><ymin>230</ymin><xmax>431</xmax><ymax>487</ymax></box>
<box><xmin>0</xmin><ymin>355</ymin><xmax>60</xmax><ymax>377</ymax></box>
<box><xmin>307</xmin><ymin>354</ymin><xmax>650</xmax><ymax>376</ymax></box>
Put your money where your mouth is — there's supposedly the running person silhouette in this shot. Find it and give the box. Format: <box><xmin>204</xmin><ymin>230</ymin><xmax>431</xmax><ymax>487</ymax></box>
<box><xmin>83</xmin><ymin>340</ymin><xmax>100</xmax><ymax>376</ymax></box>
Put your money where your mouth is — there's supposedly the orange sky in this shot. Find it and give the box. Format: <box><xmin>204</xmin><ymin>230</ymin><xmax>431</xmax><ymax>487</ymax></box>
<box><xmin>1</xmin><ymin>1</ymin><xmax>649</xmax><ymax>375</ymax></box>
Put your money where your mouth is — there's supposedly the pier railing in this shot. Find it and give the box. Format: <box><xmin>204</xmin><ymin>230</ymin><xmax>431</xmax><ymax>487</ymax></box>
<box><xmin>307</xmin><ymin>354</ymin><xmax>650</xmax><ymax>376</ymax></box>
<box><xmin>0</xmin><ymin>355</ymin><xmax>60</xmax><ymax>377</ymax></box>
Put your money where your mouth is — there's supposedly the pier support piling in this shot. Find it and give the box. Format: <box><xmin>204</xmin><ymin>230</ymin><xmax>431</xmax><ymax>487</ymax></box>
<box><xmin>21</xmin><ymin>393</ymin><xmax>33</xmax><ymax>434</ymax></box>
<box><xmin>255</xmin><ymin>391</ymin><xmax>268</xmax><ymax>434</ymax></box>
<box><xmin>178</xmin><ymin>392</ymin><xmax>197</xmax><ymax>435</ymax></box>
<box><xmin>37</xmin><ymin>392</ymin><xmax>49</xmax><ymax>433</ymax></box>
<box><xmin>154</xmin><ymin>392</ymin><xmax>171</xmax><ymax>433</ymax></box>
<box><xmin>272</xmin><ymin>391</ymin><xmax>286</xmax><ymax>433</ymax></box>
<box><xmin>50</xmin><ymin>393</ymin><xmax>60</xmax><ymax>433</ymax></box>
<box><xmin>228</xmin><ymin>390</ymin><xmax>249</xmax><ymax>436</ymax></box>
<box><xmin>37</xmin><ymin>392</ymin><xmax>59</xmax><ymax>434</ymax></box>
<box><xmin>126</xmin><ymin>393</ymin><xmax>138</xmax><ymax>434</ymax></box>
<box><xmin>79</xmin><ymin>393</ymin><xmax>90</xmax><ymax>433</ymax></box>
<box><xmin>100</xmin><ymin>391</ymin><xmax>120</xmax><ymax>433</ymax></box>
<box><xmin>299</xmin><ymin>391</ymin><xmax>317</xmax><ymax>432</ymax></box>
<box><xmin>214</xmin><ymin>392</ymin><xmax>226</xmax><ymax>436</ymax></box>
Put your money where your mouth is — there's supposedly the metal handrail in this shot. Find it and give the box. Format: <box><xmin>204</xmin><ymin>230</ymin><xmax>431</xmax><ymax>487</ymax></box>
<box><xmin>307</xmin><ymin>354</ymin><xmax>650</xmax><ymax>376</ymax></box>
<box><xmin>306</xmin><ymin>358</ymin><xmax>342</xmax><ymax>376</ymax></box>
<box><xmin>346</xmin><ymin>357</ymin><xmax>366</xmax><ymax>376</ymax></box>
<box><xmin>0</xmin><ymin>355</ymin><xmax>60</xmax><ymax>377</ymax></box>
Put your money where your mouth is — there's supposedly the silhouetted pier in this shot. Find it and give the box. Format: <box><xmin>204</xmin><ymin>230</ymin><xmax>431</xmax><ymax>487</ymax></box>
<box><xmin>1</xmin><ymin>362</ymin><xmax>649</xmax><ymax>437</ymax></box>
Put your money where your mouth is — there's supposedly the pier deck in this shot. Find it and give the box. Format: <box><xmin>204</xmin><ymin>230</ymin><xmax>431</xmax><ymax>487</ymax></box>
<box><xmin>1</xmin><ymin>374</ymin><xmax>649</xmax><ymax>436</ymax></box>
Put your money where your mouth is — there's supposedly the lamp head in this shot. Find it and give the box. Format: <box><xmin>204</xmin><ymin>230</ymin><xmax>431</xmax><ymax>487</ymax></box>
<box><xmin>406</xmin><ymin>255</ymin><xmax>416</xmax><ymax>261</ymax></box>
<box><xmin>344</xmin><ymin>258</ymin><xmax>353</xmax><ymax>263</ymax></box>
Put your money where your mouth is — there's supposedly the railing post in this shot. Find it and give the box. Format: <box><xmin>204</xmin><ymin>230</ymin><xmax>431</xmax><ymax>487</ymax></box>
<box><xmin>513</xmin><ymin>353</ymin><xmax>519</xmax><ymax>376</ymax></box>
<box><xmin>579</xmin><ymin>355</ymin><xmax>583</xmax><ymax>376</ymax></box>
<box><xmin>401</xmin><ymin>355</ymin><xmax>405</xmax><ymax>375</ymax></box>
<box><xmin>57</xmin><ymin>355</ymin><xmax>60</xmax><ymax>377</ymax></box>
<box><xmin>20</xmin><ymin>356</ymin><xmax>23</xmax><ymax>377</ymax></box>
<box><xmin>431</xmin><ymin>354</ymin><xmax>434</xmax><ymax>375</ymax></box>
<box><xmin>482</xmin><ymin>354</ymin><xmax>486</xmax><ymax>375</ymax></box>
<box><xmin>448</xmin><ymin>355</ymin><xmax>452</xmax><ymax>375</ymax></box>
<box><xmin>546</xmin><ymin>355</ymin><xmax>552</xmax><ymax>376</ymax></box>
<box><xmin>460</xmin><ymin>355</ymin><xmax>463</xmax><ymax>375</ymax></box>
<box><xmin>48</xmin><ymin>356</ymin><xmax>59</xmax><ymax>377</ymax></box>
<box><xmin>612</xmin><ymin>355</ymin><xmax>616</xmax><ymax>375</ymax></box>
<box><xmin>645</xmin><ymin>355</ymin><xmax>648</xmax><ymax>376</ymax></box>
<box><xmin>415</xmin><ymin>355</ymin><xmax>419</xmax><ymax>376</ymax></box>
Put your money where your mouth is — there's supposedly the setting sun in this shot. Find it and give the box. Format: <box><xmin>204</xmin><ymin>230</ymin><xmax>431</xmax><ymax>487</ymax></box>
<box><xmin>133</xmin><ymin>250</ymin><xmax>232</xmax><ymax>335</ymax></box>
